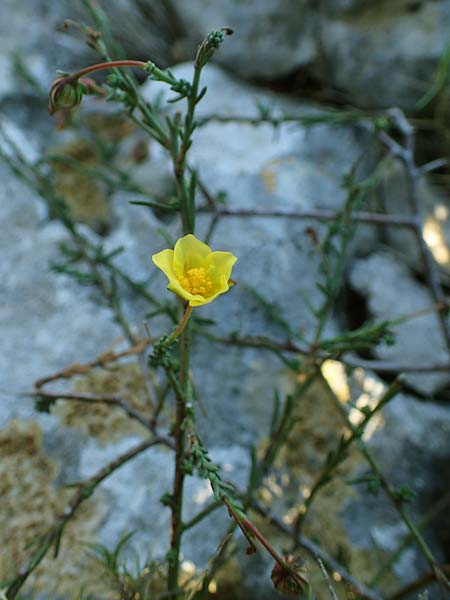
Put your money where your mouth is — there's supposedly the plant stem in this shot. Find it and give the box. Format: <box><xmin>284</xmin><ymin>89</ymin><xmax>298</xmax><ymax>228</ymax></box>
<box><xmin>69</xmin><ymin>59</ymin><xmax>147</xmax><ymax>81</ymax></box>
<box><xmin>254</xmin><ymin>501</ymin><xmax>383</xmax><ymax>600</ymax></box>
<box><xmin>370</xmin><ymin>490</ymin><xmax>450</xmax><ymax>586</ymax></box>
<box><xmin>167</xmin><ymin>314</ymin><xmax>191</xmax><ymax>598</ymax></box>
<box><xmin>166</xmin><ymin>54</ymin><xmax>204</xmax><ymax>596</ymax></box>
<box><xmin>322</xmin><ymin>373</ymin><xmax>450</xmax><ymax>593</ymax></box>
<box><xmin>292</xmin><ymin>377</ymin><xmax>402</xmax><ymax>539</ymax></box>
<box><xmin>388</xmin><ymin>564</ymin><xmax>450</xmax><ymax>600</ymax></box>
<box><xmin>168</xmin><ymin>305</ymin><xmax>193</xmax><ymax>342</ymax></box>
<box><xmin>360</xmin><ymin>442</ymin><xmax>450</xmax><ymax>592</ymax></box>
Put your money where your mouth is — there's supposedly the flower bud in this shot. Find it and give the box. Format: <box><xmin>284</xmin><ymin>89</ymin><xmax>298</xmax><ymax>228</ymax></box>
<box><xmin>195</xmin><ymin>28</ymin><xmax>233</xmax><ymax>69</ymax></box>
<box><xmin>48</xmin><ymin>76</ymin><xmax>85</xmax><ymax>115</ymax></box>
<box><xmin>271</xmin><ymin>554</ymin><xmax>309</xmax><ymax>597</ymax></box>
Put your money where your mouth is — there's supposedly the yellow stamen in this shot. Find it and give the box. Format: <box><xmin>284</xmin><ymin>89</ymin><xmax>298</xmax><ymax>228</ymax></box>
<box><xmin>178</xmin><ymin>267</ymin><xmax>214</xmax><ymax>296</ymax></box>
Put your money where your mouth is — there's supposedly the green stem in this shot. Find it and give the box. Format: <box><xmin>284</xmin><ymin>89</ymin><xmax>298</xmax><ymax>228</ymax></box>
<box><xmin>370</xmin><ymin>490</ymin><xmax>450</xmax><ymax>586</ymax></box>
<box><xmin>293</xmin><ymin>377</ymin><xmax>402</xmax><ymax>539</ymax></box>
<box><xmin>359</xmin><ymin>442</ymin><xmax>450</xmax><ymax>592</ymax></box>
<box><xmin>174</xmin><ymin>65</ymin><xmax>202</xmax><ymax>234</ymax></box>
<box><xmin>168</xmin><ymin>305</ymin><xmax>193</xmax><ymax>343</ymax></box>
<box><xmin>320</xmin><ymin>372</ymin><xmax>450</xmax><ymax>591</ymax></box>
<box><xmin>165</xmin><ymin>58</ymin><xmax>204</xmax><ymax>595</ymax></box>
<box><xmin>167</xmin><ymin>314</ymin><xmax>191</xmax><ymax>598</ymax></box>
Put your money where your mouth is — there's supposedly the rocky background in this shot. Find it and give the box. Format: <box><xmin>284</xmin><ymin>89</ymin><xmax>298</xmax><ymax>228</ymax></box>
<box><xmin>1</xmin><ymin>1</ymin><xmax>450</xmax><ymax>599</ymax></box>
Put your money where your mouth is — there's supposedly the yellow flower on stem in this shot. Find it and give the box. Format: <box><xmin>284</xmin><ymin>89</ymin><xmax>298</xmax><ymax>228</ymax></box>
<box><xmin>152</xmin><ymin>234</ymin><xmax>237</xmax><ymax>307</ymax></box>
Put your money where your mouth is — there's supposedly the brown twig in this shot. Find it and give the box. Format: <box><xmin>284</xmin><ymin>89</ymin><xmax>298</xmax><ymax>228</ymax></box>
<box><xmin>34</xmin><ymin>338</ymin><xmax>151</xmax><ymax>389</ymax></box>
<box><xmin>221</xmin><ymin>497</ymin><xmax>307</xmax><ymax>592</ymax></box>
<box><xmin>28</xmin><ymin>390</ymin><xmax>151</xmax><ymax>430</ymax></box>
<box><xmin>198</xmin><ymin>206</ymin><xmax>416</xmax><ymax>228</ymax></box>
<box><xmin>205</xmin><ymin>333</ymin><xmax>450</xmax><ymax>373</ymax></box>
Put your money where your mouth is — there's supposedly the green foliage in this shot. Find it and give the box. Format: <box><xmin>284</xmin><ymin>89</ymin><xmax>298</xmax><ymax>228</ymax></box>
<box><xmin>82</xmin><ymin>531</ymin><xmax>166</xmax><ymax>599</ymax></box>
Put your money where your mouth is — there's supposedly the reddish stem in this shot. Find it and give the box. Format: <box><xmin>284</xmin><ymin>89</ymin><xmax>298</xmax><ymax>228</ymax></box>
<box><xmin>70</xmin><ymin>60</ymin><xmax>148</xmax><ymax>81</ymax></box>
<box><xmin>222</xmin><ymin>496</ymin><xmax>305</xmax><ymax>589</ymax></box>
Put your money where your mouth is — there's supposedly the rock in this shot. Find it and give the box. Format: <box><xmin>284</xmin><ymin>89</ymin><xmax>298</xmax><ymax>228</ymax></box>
<box><xmin>0</xmin><ymin>164</ymin><xmax>121</xmax><ymax>429</ymax></box>
<box><xmin>349</xmin><ymin>250</ymin><xmax>450</xmax><ymax>395</ymax></box>
<box><xmin>2</xmin><ymin>49</ymin><xmax>447</xmax><ymax>598</ymax></box>
<box><xmin>0</xmin><ymin>0</ymin><xmax>177</xmax><ymax>106</ymax></box>
<box><xmin>315</xmin><ymin>1</ymin><xmax>450</xmax><ymax>108</ymax></box>
<box><xmin>0</xmin><ymin>419</ymin><xmax>105</xmax><ymax>596</ymax></box>
<box><xmin>170</xmin><ymin>0</ymin><xmax>316</xmax><ymax>80</ymax></box>
<box><xmin>78</xmin><ymin>436</ymin><xmax>251</xmax><ymax>571</ymax></box>
<box><xmin>380</xmin><ymin>160</ymin><xmax>450</xmax><ymax>281</ymax></box>
<box><xmin>139</xmin><ymin>63</ymin><xmax>380</xmax><ymax>442</ymax></box>
<box><xmin>171</xmin><ymin>1</ymin><xmax>450</xmax><ymax>109</ymax></box>
<box><xmin>75</xmin><ymin>0</ymin><xmax>182</xmax><ymax>67</ymax></box>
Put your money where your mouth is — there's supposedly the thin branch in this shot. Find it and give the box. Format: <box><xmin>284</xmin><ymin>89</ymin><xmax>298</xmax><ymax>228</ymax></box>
<box><xmin>34</xmin><ymin>338</ymin><xmax>151</xmax><ymax>389</ymax></box>
<box><xmin>379</xmin><ymin>109</ymin><xmax>450</xmax><ymax>352</ymax></box>
<box><xmin>320</xmin><ymin>372</ymin><xmax>450</xmax><ymax>593</ymax></box>
<box><xmin>292</xmin><ymin>378</ymin><xmax>402</xmax><ymax>539</ymax></box>
<box><xmin>28</xmin><ymin>390</ymin><xmax>151</xmax><ymax>430</ymax></box>
<box><xmin>197</xmin><ymin>206</ymin><xmax>416</xmax><ymax>228</ymax></box>
<box><xmin>197</xmin><ymin>109</ymin><xmax>379</xmax><ymax>128</ymax></box>
<box><xmin>316</xmin><ymin>557</ymin><xmax>339</xmax><ymax>600</ymax></box>
<box><xmin>371</xmin><ymin>490</ymin><xmax>450</xmax><ymax>587</ymax></box>
<box><xmin>204</xmin><ymin>333</ymin><xmax>450</xmax><ymax>373</ymax></box>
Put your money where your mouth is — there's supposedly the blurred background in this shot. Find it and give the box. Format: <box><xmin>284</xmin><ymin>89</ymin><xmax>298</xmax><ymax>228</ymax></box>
<box><xmin>1</xmin><ymin>1</ymin><xmax>450</xmax><ymax>599</ymax></box>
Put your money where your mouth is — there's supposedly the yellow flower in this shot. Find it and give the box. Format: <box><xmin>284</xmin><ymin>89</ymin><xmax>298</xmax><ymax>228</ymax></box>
<box><xmin>152</xmin><ymin>234</ymin><xmax>237</xmax><ymax>307</ymax></box>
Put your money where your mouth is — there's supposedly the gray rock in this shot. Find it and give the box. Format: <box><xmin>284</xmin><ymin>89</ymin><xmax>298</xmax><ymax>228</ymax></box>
<box><xmin>0</xmin><ymin>0</ymin><xmax>178</xmax><ymax>106</ymax></box>
<box><xmin>171</xmin><ymin>0</ymin><xmax>316</xmax><ymax>80</ymax></box>
<box><xmin>171</xmin><ymin>1</ymin><xmax>450</xmax><ymax>109</ymax></box>
<box><xmin>380</xmin><ymin>160</ymin><xmax>450</xmax><ymax>280</ymax></box>
<box><xmin>2</xmin><ymin>46</ymin><xmax>448</xmax><ymax>596</ymax></box>
<box><xmin>316</xmin><ymin>1</ymin><xmax>450</xmax><ymax>108</ymax></box>
<box><xmin>0</xmin><ymin>166</ymin><xmax>121</xmax><ymax>429</ymax></box>
<box><xmin>349</xmin><ymin>250</ymin><xmax>450</xmax><ymax>395</ymax></box>
<box><xmin>78</xmin><ymin>437</ymin><xmax>250</xmax><ymax>568</ymax></box>
<box><xmin>139</xmin><ymin>63</ymin><xmax>379</xmax><ymax>441</ymax></box>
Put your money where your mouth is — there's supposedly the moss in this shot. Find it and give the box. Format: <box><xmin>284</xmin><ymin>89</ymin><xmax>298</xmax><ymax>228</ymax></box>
<box><xmin>0</xmin><ymin>419</ymin><xmax>107</xmax><ymax>597</ymax></box>
<box><xmin>50</xmin><ymin>139</ymin><xmax>111</xmax><ymax>232</ymax></box>
<box><xmin>83</xmin><ymin>112</ymin><xmax>136</xmax><ymax>143</ymax></box>
<box><xmin>54</xmin><ymin>362</ymin><xmax>153</xmax><ymax>444</ymax></box>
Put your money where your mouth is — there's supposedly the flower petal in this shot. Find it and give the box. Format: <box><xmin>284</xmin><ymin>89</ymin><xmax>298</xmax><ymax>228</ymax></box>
<box><xmin>152</xmin><ymin>249</ymin><xmax>176</xmax><ymax>281</ymax></box>
<box><xmin>167</xmin><ymin>280</ymin><xmax>205</xmax><ymax>305</ymax></box>
<box><xmin>174</xmin><ymin>234</ymin><xmax>212</xmax><ymax>271</ymax></box>
<box><xmin>207</xmin><ymin>251</ymin><xmax>238</xmax><ymax>290</ymax></box>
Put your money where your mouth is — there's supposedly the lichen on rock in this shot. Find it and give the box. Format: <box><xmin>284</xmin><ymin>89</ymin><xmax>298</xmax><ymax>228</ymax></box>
<box><xmin>0</xmin><ymin>419</ymin><xmax>106</xmax><ymax>597</ymax></box>
<box><xmin>54</xmin><ymin>362</ymin><xmax>153</xmax><ymax>444</ymax></box>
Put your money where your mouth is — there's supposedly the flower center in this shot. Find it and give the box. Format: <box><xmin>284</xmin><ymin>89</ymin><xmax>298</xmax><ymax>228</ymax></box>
<box><xmin>178</xmin><ymin>267</ymin><xmax>214</xmax><ymax>296</ymax></box>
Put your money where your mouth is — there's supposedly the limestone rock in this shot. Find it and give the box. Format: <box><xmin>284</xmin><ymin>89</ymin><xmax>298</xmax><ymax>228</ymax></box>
<box><xmin>380</xmin><ymin>160</ymin><xmax>450</xmax><ymax>282</ymax></box>
<box><xmin>316</xmin><ymin>1</ymin><xmax>450</xmax><ymax>108</ymax></box>
<box><xmin>349</xmin><ymin>251</ymin><xmax>450</xmax><ymax>395</ymax></box>
<box><xmin>171</xmin><ymin>0</ymin><xmax>450</xmax><ymax>109</ymax></box>
<box><xmin>171</xmin><ymin>0</ymin><xmax>316</xmax><ymax>81</ymax></box>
